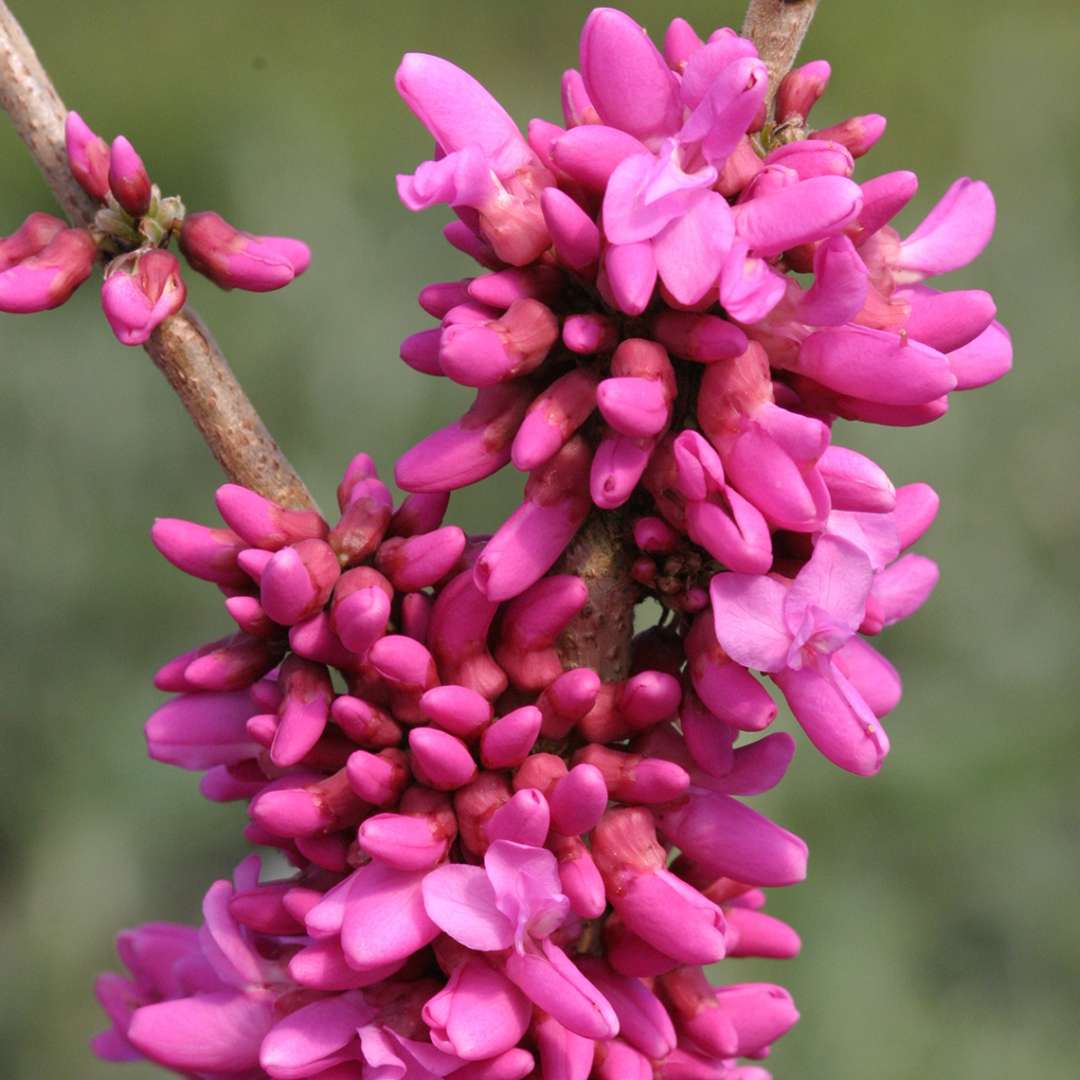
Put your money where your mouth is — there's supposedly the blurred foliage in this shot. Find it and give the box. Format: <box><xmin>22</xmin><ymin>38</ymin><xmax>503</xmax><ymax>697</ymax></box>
<box><xmin>1</xmin><ymin>1</ymin><xmax>1077</xmax><ymax>1077</ymax></box>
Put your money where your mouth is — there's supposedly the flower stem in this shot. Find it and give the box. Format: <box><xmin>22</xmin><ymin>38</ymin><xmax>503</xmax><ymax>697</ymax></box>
<box><xmin>742</xmin><ymin>0</ymin><xmax>822</xmax><ymax>114</ymax></box>
<box><xmin>0</xmin><ymin>0</ymin><xmax>317</xmax><ymax>510</ymax></box>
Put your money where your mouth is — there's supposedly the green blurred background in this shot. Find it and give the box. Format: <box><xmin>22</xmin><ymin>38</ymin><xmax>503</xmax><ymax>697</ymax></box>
<box><xmin>1</xmin><ymin>1</ymin><xmax>1077</xmax><ymax>1076</ymax></box>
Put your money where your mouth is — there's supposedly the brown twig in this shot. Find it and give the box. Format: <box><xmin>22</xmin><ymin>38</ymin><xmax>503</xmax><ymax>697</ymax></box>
<box><xmin>0</xmin><ymin>0</ymin><xmax>316</xmax><ymax>510</ymax></box>
<box><xmin>742</xmin><ymin>0</ymin><xmax>821</xmax><ymax>114</ymax></box>
<box><xmin>555</xmin><ymin>511</ymin><xmax>640</xmax><ymax>683</ymax></box>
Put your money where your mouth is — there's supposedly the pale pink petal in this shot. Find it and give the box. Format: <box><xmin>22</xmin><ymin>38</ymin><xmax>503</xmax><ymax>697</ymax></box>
<box><xmin>709</xmin><ymin>573</ymin><xmax>791</xmax><ymax>672</ymax></box>
<box><xmin>422</xmin><ymin>863</ymin><xmax>515</xmax><ymax>951</ymax></box>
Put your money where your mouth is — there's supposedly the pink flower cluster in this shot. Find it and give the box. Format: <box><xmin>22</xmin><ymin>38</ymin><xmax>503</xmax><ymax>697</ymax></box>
<box><xmin>394</xmin><ymin>6</ymin><xmax>1008</xmax><ymax>775</ymax></box>
<box><xmin>95</xmin><ymin>455</ymin><xmax>802</xmax><ymax>1078</ymax></box>
<box><xmin>0</xmin><ymin>111</ymin><xmax>309</xmax><ymax>345</ymax></box>
<box><xmin>94</xmin><ymin>6</ymin><xmax>1009</xmax><ymax>1078</ymax></box>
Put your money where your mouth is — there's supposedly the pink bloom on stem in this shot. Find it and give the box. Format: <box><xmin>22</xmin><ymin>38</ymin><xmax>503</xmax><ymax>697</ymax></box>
<box><xmin>101</xmin><ymin>249</ymin><xmax>186</xmax><ymax>345</ymax></box>
<box><xmin>65</xmin><ymin>111</ymin><xmax>111</xmax><ymax>200</ymax></box>
<box><xmin>0</xmin><ymin>226</ymin><xmax>95</xmax><ymax>313</ymax></box>
<box><xmin>709</xmin><ymin>534</ymin><xmax>890</xmax><ymax>774</ymax></box>
<box><xmin>180</xmin><ymin>210</ymin><xmax>310</xmax><ymax>292</ymax></box>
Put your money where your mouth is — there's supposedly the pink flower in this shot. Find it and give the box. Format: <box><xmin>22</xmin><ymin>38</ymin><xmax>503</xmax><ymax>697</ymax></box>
<box><xmin>709</xmin><ymin>534</ymin><xmax>890</xmax><ymax>774</ymax></box>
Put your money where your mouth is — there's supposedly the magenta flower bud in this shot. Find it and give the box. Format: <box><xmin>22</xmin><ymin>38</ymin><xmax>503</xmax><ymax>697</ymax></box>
<box><xmin>424</xmin><ymin>959</ymin><xmax>531</xmax><ymax>1063</ymax></box>
<box><xmin>833</xmin><ymin>637</ymin><xmax>903</xmax><ymax>718</ymax></box>
<box><xmin>330</xmin><ymin>694</ymin><xmax>402</xmax><ymax>749</ymax></box>
<box><xmin>657</xmin><ymin>793</ymin><xmax>808</xmax><ymax>887</ymax></box>
<box><xmin>734</xmin><ymin>175</ymin><xmax>862</xmax><ymax>257</ymax></box>
<box><xmin>551</xmin><ymin>124</ymin><xmax>648</xmax><ymax>192</ymax></box>
<box><xmin>389</xmin><ymin>493</ymin><xmax>450</xmax><ymax>541</ymax></box>
<box><xmin>577</xmin><ymin>957</ymin><xmax>677</xmax><ymax>1060</ymax></box>
<box><xmin>603</xmin><ymin>913</ymin><xmax>679</xmax><ymax>977</ymax></box>
<box><xmin>346</xmin><ymin>748</ymin><xmax>410</xmax><ymax>806</ymax></box>
<box><xmin>328</xmin><ymin>495</ymin><xmax>393</xmax><ymax>571</ymax></box>
<box><xmin>766</xmin><ymin>138</ymin><xmax>854</xmax><ymax>181</ymax></box>
<box><xmin>595</xmin><ymin>1040</ymin><xmax>651</xmax><ymax>1080</ymax></box>
<box><xmin>224</xmin><ymin>595</ymin><xmax>272</xmax><ymax>638</ymax></box>
<box><xmin>368</xmin><ymin>634</ymin><xmax>439</xmax><ymax>724</ymax></box>
<box><xmin>422</xmin><ymin>571</ymin><xmax>506</xmax><ymax>701</ymax></box>
<box><xmin>724</xmin><ymin>906</ymin><xmax>802</xmax><ymax>959</ymax></box>
<box><xmin>658</xmin><ymin>965</ymin><xmax>740</xmax><ymax>1057</ymax></box>
<box><xmin>579</xmin><ymin>7</ymin><xmax>682</xmax><ymax>142</ymax></box>
<box><xmin>814</xmin><ymin>113</ymin><xmax>888</xmax><ymax>157</ymax></box>
<box><xmin>443</xmin><ymin>219</ymin><xmax>500</xmax><ymax>269</ymax></box>
<box><xmin>511</xmin><ymin>368</ymin><xmax>599</xmax><ymax>473</ymax></box>
<box><xmin>532</xmin><ymin>1014</ymin><xmax>597</xmax><ymax>1079</ymax></box>
<box><xmin>680</xmin><ymin>691</ymin><xmax>737</xmax><ymax>779</ymax></box>
<box><xmin>228</xmin><ymin>881</ymin><xmax>305</xmax><ymax>935</ymax></box>
<box><xmin>288</xmin><ymin>611</ymin><xmax>355</xmax><ymax>669</ymax></box>
<box><xmin>468</xmin><ymin>266</ymin><xmax>564</xmax><ymax>308</ymax></box>
<box><xmin>181</xmin><ymin>632</ymin><xmax>284</xmax><ymax>691</ymax></box>
<box><xmin>856</xmin><ymin>170</ymin><xmax>919</xmax><ymax>237</ymax></box>
<box><xmin>0</xmin><ymin>211</ymin><xmax>66</xmax><ymax>271</ymax></box>
<box><xmin>475</xmin><ymin>436</ymin><xmax>592</xmax><ymax>601</ymax></box>
<box><xmin>272</xmin><ymin>655</ymin><xmax>333</xmax><ymax>766</ymax></box>
<box><xmin>260</xmin><ymin>538</ymin><xmax>340</xmax><ymax>626</ymax></box>
<box><xmin>287</xmin><ymin>940</ymin><xmax>401</xmax><ymax>990</ymax></box>
<box><xmin>619</xmin><ymin>670</ymin><xmax>682</xmax><ymax>731</ymax></box>
<box><xmin>439</xmin><ymin>297</ymin><xmax>558</xmax><ymax>388</ymax></box>
<box><xmin>418</xmin><ymin>278</ymin><xmax>472</xmax><ymax>318</ymax></box>
<box><xmin>576</xmin><ymin>745</ymin><xmax>689</xmax><ymax>804</ymax></box>
<box><xmin>818</xmin><ymin>444</ymin><xmax>896</xmax><ymax>513</ymax></box>
<box><xmin>236</xmin><ymin>546</ymin><xmax>273</xmax><ymax>583</ymax></box>
<box><xmin>486</xmin><ymin>787</ymin><xmax>550</xmax><ymax>847</ymax></box>
<box><xmin>901</xmin><ymin>285</ymin><xmax>996</xmax><ymax>353</ymax></box>
<box><xmin>101</xmin><ymin>249</ymin><xmax>186</xmax><ymax>346</ymax></box>
<box><xmin>179</xmin><ymin>210</ymin><xmax>309</xmax><ymax>292</ymax></box>
<box><xmin>776</xmin><ymin>58</ymin><xmax>831</xmax><ymax>121</ymax></box>
<box><xmin>717</xmin><ymin>134</ymin><xmax>766</xmax><ymax>196</ymax></box>
<box><xmin>549</xmin><ymin>833</ymin><xmax>606</xmax><ymax>919</ymax></box>
<box><xmin>395</xmin><ymin>383</ymin><xmax>533</xmax><ymax>494</ymax></box>
<box><xmin>538</xmin><ymin>667</ymin><xmax>603</xmax><ymax>739</ymax></box>
<box><xmin>798</xmin><ymin>325</ymin><xmax>957</xmax><ymax>406</ymax></box>
<box><xmin>663</xmin><ymin>17</ymin><xmax>704</xmax><ymax>71</ymax></box>
<box><xmin>597</xmin><ymin>376</ymin><xmax>670</xmax><ymax>439</ymax></box>
<box><xmin>144</xmin><ymin>690</ymin><xmax>259</xmax><ymax>769</ymax></box>
<box><xmin>358</xmin><ymin>811</ymin><xmax>449</xmax><ymax>871</ymax></box>
<box><xmin>594</xmin><ymin>810</ymin><xmax>727</xmax><ymax>965</ymax></box>
<box><xmin>250</xmin><ymin>770</ymin><xmax>360</xmax><ymax>839</ymax></box>
<box><xmin>400</xmin><ymin>328</ymin><xmax>443</xmax><ymax>375</ymax></box>
<box><xmin>548</xmin><ymin>762</ymin><xmax>608</xmax><ymax>836</ymax></box>
<box><xmin>108</xmin><ymin>135</ymin><xmax>152</xmax><ymax>217</ymax></box>
<box><xmin>562</xmin><ymin>312</ymin><xmax>619</xmax><ymax>355</ymax></box>
<box><xmin>481</xmin><ymin>705</ymin><xmax>542</xmax><ymax>769</ymax></box>
<box><xmin>150</xmin><ymin>517</ymin><xmax>249</xmax><ymax>587</ymax></box>
<box><xmin>541</xmin><ymin>187</ymin><xmax>600</xmax><ymax>272</ymax></box>
<box><xmin>948</xmin><ymin>318</ymin><xmax>1012</xmax><ymax>390</ymax></box>
<box><xmin>871</xmin><ymin>552</ymin><xmax>940</xmax><ymax>627</ymax></box>
<box><xmin>409</xmin><ymin>727</ymin><xmax>477</xmax><ymax>791</ymax></box>
<box><xmin>454</xmin><ymin>771</ymin><xmax>513</xmax><ymax>857</ymax></box>
<box><xmin>64</xmin><ymin>111</ymin><xmax>110</xmax><ymax>200</ymax></box>
<box><xmin>673</xmin><ymin>430</ymin><xmax>773</xmax><ymax>574</ymax></box>
<box><xmin>421</xmin><ymin>685</ymin><xmax>492</xmax><ymax>740</ymax></box>
<box><xmin>894</xmin><ymin>481</ymin><xmax>940</xmax><ymax>548</ymax></box>
<box><xmin>375</xmin><ymin>525</ymin><xmax>466</xmax><ymax>592</ymax></box>
<box><xmin>561</xmin><ymin>68</ymin><xmax>600</xmax><ymax>127</ymax></box>
<box><xmin>330</xmin><ymin>570</ymin><xmax>395</xmax><ymax>652</ymax></box>
<box><xmin>495</xmin><ymin>574</ymin><xmax>589</xmax><ymax>691</ymax></box>
<box><xmin>711</xmin><ymin>982</ymin><xmax>800</xmax><ymax>1057</ymax></box>
<box><xmin>0</xmin><ymin>226</ymin><xmax>95</xmax><ymax>313</ymax></box>
<box><xmin>214</xmin><ymin>483</ymin><xmax>327</xmax><ymax>550</ymax></box>
<box><xmin>591</xmin><ymin>428</ymin><xmax>656</xmax><ymax>510</ymax></box>
<box><xmin>602</xmin><ymin>240</ymin><xmax>657</xmax><ymax>315</ymax></box>
<box><xmin>651</xmin><ymin>309</ymin><xmax>747</xmax><ymax>363</ymax></box>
